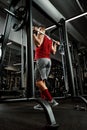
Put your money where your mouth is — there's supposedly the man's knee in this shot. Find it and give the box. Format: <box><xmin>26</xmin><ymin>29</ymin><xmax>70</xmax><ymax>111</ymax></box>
<box><xmin>35</xmin><ymin>80</ymin><xmax>47</xmax><ymax>90</ymax></box>
<box><xmin>36</xmin><ymin>80</ymin><xmax>42</xmax><ymax>87</ymax></box>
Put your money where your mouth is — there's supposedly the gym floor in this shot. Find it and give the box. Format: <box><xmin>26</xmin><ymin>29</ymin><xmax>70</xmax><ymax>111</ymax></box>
<box><xmin>0</xmin><ymin>98</ymin><xmax>87</xmax><ymax>130</ymax></box>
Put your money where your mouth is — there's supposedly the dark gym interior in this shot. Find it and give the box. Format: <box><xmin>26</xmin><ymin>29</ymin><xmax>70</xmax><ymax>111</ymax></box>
<box><xmin>0</xmin><ymin>0</ymin><xmax>87</xmax><ymax>130</ymax></box>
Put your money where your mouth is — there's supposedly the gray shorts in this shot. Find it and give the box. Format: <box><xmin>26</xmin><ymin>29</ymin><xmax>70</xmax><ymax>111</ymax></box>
<box><xmin>34</xmin><ymin>58</ymin><xmax>51</xmax><ymax>81</ymax></box>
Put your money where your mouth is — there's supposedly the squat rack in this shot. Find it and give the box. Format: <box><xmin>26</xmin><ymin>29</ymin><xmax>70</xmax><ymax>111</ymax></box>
<box><xmin>0</xmin><ymin>0</ymin><xmax>60</xmax><ymax>128</ymax></box>
<box><xmin>0</xmin><ymin>0</ymin><xmax>87</xmax><ymax>128</ymax></box>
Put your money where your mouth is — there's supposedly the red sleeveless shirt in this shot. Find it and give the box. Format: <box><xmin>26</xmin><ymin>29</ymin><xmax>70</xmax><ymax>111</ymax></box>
<box><xmin>35</xmin><ymin>36</ymin><xmax>52</xmax><ymax>60</ymax></box>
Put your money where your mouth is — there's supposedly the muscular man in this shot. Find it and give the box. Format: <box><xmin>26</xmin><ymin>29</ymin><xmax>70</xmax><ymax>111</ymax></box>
<box><xmin>33</xmin><ymin>25</ymin><xmax>60</xmax><ymax>110</ymax></box>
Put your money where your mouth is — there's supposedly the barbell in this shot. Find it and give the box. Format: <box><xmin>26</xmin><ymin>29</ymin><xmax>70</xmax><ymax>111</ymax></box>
<box><xmin>33</xmin><ymin>27</ymin><xmax>60</xmax><ymax>46</ymax></box>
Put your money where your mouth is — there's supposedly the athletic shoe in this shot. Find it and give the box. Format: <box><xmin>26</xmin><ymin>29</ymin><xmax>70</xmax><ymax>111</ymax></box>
<box><xmin>33</xmin><ymin>104</ymin><xmax>43</xmax><ymax>110</ymax></box>
<box><xmin>49</xmin><ymin>99</ymin><xmax>59</xmax><ymax>107</ymax></box>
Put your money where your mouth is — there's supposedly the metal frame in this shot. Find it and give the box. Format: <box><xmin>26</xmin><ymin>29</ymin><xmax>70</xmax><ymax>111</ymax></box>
<box><xmin>58</xmin><ymin>18</ymin><xmax>87</xmax><ymax>105</ymax></box>
<box><xmin>0</xmin><ymin>0</ymin><xmax>59</xmax><ymax>128</ymax></box>
<box><xmin>58</xmin><ymin>19</ymin><xmax>76</xmax><ymax>97</ymax></box>
<box><xmin>1</xmin><ymin>0</ymin><xmax>87</xmax><ymax>127</ymax></box>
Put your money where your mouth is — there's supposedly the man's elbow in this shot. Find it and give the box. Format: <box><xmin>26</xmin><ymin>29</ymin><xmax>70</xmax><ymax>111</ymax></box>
<box><xmin>36</xmin><ymin>42</ymin><xmax>41</xmax><ymax>47</ymax></box>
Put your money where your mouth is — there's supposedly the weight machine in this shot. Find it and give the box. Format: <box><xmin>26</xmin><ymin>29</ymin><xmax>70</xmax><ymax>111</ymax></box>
<box><xmin>0</xmin><ymin>0</ymin><xmax>60</xmax><ymax>129</ymax></box>
<box><xmin>0</xmin><ymin>0</ymin><xmax>87</xmax><ymax>128</ymax></box>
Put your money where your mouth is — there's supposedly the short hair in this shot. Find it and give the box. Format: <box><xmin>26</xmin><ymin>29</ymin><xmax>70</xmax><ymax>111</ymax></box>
<box><xmin>38</xmin><ymin>24</ymin><xmax>45</xmax><ymax>28</ymax></box>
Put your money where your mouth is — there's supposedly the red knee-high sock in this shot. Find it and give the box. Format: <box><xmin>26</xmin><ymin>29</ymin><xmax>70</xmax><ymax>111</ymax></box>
<box><xmin>40</xmin><ymin>92</ymin><xmax>46</xmax><ymax>100</ymax></box>
<box><xmin>42</xmin><ymin>89</ymin><xmax>52</xmax><ymax>101</ymax></box>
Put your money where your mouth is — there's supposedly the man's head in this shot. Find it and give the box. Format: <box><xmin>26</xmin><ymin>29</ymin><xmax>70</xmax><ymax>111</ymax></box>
<box><xmin>38</xmin><ymin>25</ymin><xmax>46</xmax><ymax>33</ymax></box>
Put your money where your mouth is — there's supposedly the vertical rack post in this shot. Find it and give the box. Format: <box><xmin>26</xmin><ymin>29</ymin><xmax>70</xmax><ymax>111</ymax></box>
<box><xmin>59</xmin><ymin>19</ymin><xmax>76</xmax><ymax>96</ymax></box>
<box><xmin>26</xmin><ymin>0</ymin><xmax>35</xmax><ymax>98</ymax></box>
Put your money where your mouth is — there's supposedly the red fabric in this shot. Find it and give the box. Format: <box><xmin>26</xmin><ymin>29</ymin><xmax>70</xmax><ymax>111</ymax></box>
<box><xmin>40</xmin><ymin>92</ymin><xmax>46</xmax><ymax>100</ymax></box>
<box><xmin>35</xmin><ymin>36</ymin><xmax>52</xmax><ymax>60</ymax></box>
<box><xmin>42</xmin><ymin>89</ymin><xmax>52</xmax><ymax>101</ymax></box>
